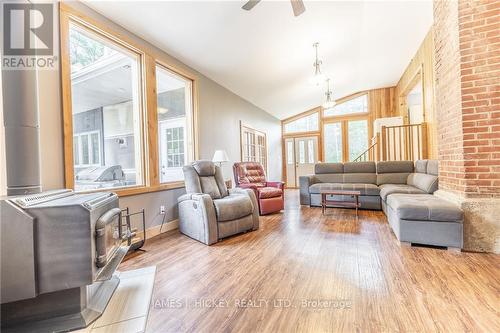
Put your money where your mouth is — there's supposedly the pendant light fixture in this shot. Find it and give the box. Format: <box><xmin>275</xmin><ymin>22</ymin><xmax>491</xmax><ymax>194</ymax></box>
<box><xmin>323</xmin><ymin>78</ymin><xmax>335</xmax><ymax>109</ymax></box>
<box><xmin>310</xmin><ymin>42</ymin><xmax>325</xmax><ymax>86</ymax></box>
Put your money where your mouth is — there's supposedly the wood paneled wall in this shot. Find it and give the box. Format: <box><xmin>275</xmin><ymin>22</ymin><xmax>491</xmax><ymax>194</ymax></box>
<box><xmin>368</xmin><ymin>87</ymin><xmax>397</xmax><ymax>127</ymax></box>
<box><xmin>394</xmin><ymin>29</ymin><xmax>437</xmax><ymax>159</ymax></box>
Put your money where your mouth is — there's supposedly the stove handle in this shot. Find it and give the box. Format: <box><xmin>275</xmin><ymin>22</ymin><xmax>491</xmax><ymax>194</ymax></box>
<box><xmin>95</xmin><ymin>207</ymin><xmax>123</xmax><ymax>268</ymax></box>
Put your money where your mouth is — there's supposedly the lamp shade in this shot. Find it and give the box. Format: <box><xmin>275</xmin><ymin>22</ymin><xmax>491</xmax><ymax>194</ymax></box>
<box><xmin>212</xmin><ymin>150</ymin><xmax>229</xmax><ymax>163</ymax></box>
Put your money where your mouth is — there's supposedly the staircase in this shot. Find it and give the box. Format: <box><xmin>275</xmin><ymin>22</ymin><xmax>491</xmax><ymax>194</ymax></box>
<box><xmin>353</xmin><ymin>123</ymin><xmax>428</xmax><ymax>162</ymax></box>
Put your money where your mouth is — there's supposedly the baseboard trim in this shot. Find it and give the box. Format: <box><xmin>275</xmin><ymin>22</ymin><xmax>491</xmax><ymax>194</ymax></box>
<box><xmin>145</xmin><ymin>219</ymin><xmax>179</xmax><ymax>239</ymax></box>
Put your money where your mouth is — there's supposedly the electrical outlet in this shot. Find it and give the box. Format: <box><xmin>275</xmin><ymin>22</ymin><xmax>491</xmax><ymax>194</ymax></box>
<box><xmin>160</xmin><ymin>205</ymin><xmax>165</xmax><ymax>215</ymax></box>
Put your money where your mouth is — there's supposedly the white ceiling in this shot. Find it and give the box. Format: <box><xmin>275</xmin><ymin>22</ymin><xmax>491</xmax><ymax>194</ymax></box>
<box><xmin>85</xmin><ymin>0</ymin><xmax>433</xmax><ymax>120</ymax></box>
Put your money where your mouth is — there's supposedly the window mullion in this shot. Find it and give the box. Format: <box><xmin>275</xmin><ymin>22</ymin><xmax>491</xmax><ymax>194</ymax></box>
<box><xmin>145</xmin><ymin>54</ymin><xmax>159</xmax><ymax>187</ymax></box>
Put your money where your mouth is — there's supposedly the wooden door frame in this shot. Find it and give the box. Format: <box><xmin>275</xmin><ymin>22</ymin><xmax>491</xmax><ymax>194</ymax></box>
<box><xmin>399</xmin><ymin>65</ymin><xmax>425</xmax><ymax>124</ymax></box>
<box><xmin>282</xmin><ymin>133</ymin><xmax>321</xmax><ymax>188</ymax></box>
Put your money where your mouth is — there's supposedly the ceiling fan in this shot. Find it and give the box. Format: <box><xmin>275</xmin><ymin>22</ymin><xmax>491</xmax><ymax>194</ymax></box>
<box><xmin>242</xmin><ymin>0</ymin><xmax>306</xmax><ymax>17</ymax></box>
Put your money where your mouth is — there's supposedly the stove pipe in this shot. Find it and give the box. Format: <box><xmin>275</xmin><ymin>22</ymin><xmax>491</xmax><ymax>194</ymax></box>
<box><xmin>2</xmin><ymin>68</ymin><xmax>42</xmax><ymax>195</ymax></box>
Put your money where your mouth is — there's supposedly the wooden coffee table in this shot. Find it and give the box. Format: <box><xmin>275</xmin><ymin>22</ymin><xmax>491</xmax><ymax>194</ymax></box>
<box><xmin>320</xmin><ymin>190</ymin><xmax>361</xmax><ymax>217</ymax></box>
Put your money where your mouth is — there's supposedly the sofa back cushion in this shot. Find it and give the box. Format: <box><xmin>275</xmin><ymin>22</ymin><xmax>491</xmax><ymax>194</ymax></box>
<box><xmin>343</xmin><ymin>173</ymin><xmax>377</xmax><ymax>184</ymax></box>
<box><xmin>313</xmin><ymin>163</ymin><xmax>344</xmax><ymax>183</ymax></box>
<box><xmin>343</xmin><ymin>162</ymin><xmax>377</xmax><ymax>184</ymax></box>
<box><xmin>344</xmin><ymin>162</ymin><xmax>376</xmax><ymax>173</ymax></box>
<box><xmin>313</xmin><ymin>162</ymin><xmax>377</xmax><ymax>184</ymax></box>
<box><xmin>315</xmin><ymin>163</ymin><xmax>343</xmax><ymax>174</ymax></box>
<box><xmin>407</xmin><ymin>173</ymin><xmax>439</xmax><ymax>193</ymax></box>
<box><xmin>415</xmin><ymin>160</ymin><xmax>428</xmax><ymax>174</ymax></box>
<box><xmin>426</xmin><ymin>160</ymin><xmax>439</xmax><ymax>176</ymax></box>
<box><xmin>376</xmin><ymin>161</ymin><xmax>414</xmax><ymax>185</ymax></box>
<box><xmin>315</xmin><ymin>174</ymin><xmax>344</xmax><ymax>183</ymax></box>
<box><xmin>233</xmin><ymin>162</ymin><xmax>266</xmax><ymax>187</ymax></box>
<box><xmin>184</xmin><ymin>160</ymin><xmax>229</xmax><ymax>199</ymax></box>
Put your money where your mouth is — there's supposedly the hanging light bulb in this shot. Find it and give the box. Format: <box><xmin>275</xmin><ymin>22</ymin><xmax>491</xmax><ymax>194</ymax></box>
<box><xmin>323</xmin><ymin>78</ymin><xmax>335</xmax><ymax>109</ymax></box>
<box><xmin>309</xmin><ymin>42</ymin><xmax>325</xmax><ymax>86</ymax></box>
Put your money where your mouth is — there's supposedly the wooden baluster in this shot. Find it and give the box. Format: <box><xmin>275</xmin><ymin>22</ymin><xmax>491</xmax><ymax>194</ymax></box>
<box><xmin>421</xmin><ymin>123</ymin><xmax>428</xmax><ymax>159</ymax></box>
<box><xmin>381</xmin><ymin>126</ymin><xmax>387</xmax><ymax>161</ymax></box>
<box><xmin>406</xmin><ymin>126</ymin><xmax>410</xmax><ymax>161</ymax></box>
<box><xmin>376</xmin><ymin>133</ymin><xmax>380</xmax><ymax>162</ymax></box>
<box><xmin>409</xmin><ymin>125</ymin><xmax>414</xmax><ymax>161</ymax></box>
<box><xmin>416</xmin><ymin>124</ymin><xmax>421</xmax><ymax>160</ymax></box>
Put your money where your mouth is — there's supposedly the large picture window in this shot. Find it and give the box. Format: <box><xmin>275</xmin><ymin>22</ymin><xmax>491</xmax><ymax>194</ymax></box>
<box><xmin>323</xmin><ymin>122</ymin><xmax>342</xmax><ymax>163</ymax></box>
<box><xmin>156</xmin><ymin>65</ymin><xmax>194</xmax><ymax>183</ymax></box>
<box><xmin>68</xmin><ymin>23</ymin><xmax>143</xmax><ymax>191</ymax></box>
<box><xmin>60</xmin><ymin>5</ymin><xmax>198</xmax><ymax>196</ymax></box>
<box><xmin>348</xmin><ymin>120</ymin><xmax>369</xmax><ymax>161</ymax></box>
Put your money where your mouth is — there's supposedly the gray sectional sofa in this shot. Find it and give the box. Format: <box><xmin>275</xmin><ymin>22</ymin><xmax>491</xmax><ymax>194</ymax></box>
<box><xmin>299</xmin><ymin>160</ymin><xmax>464</xmax><ymax>250</ymax></box>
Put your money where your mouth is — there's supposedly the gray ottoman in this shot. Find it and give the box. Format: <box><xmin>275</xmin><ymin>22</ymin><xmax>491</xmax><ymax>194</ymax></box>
<box><xmin>386</xmin><ymin>194</ymin><xmax>464</xmax><ymax>250</ymax></box>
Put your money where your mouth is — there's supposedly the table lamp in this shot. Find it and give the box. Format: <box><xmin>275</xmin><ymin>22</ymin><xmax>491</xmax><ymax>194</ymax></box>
<box><xmin>212</xmin><ymin>150</ymin><xmax>229</xmax><ymax>167</ymax></box>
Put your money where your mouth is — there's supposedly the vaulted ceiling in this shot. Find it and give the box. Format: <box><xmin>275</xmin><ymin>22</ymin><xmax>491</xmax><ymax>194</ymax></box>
<box><xmin>86</xmin><ymin>0</ymin><xmax>433</xmax><ymax>119</ymax></box>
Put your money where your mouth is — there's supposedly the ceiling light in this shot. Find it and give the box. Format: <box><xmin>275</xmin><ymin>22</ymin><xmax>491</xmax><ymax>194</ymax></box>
<box><xmin>323</xmin><ymin>78</ymin><xmax>335</xmax><ymax>109</ymax></box>
<box><xmin>310</xmin><ymin>42</ymin><xmax>324</xmax><ymax>86</ymax></box>
<box><xmin>158</xmin><ymin>107</ymin><xmax>169</xmax><ymax>115</ymax></box>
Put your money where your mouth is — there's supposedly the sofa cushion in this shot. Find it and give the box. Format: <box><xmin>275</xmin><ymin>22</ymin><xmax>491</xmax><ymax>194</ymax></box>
<box><xmin>377</xmin><ymin>161</ymin><xmax>414</xmax><ymax>174</ymax></box>
<box><xmin>200</xmin><ymin>176</ymin><xmax>222</xmax><ymax>199</ymax></box>
<box><xmin>377</xmin><ymin>173</ymin><xmax>411</xmax><ymax>185</ymax></box>
<box><xmin>234</xmin><ymin>162</ymin><xmax>266</xmax><ymax>185</ymax></box>
<box><xmin>387</xmin><ymin>194</ymin><xmax>463</xmax><ymax>222</ymax></box>
<box><xmin>343</xmin><ymin>173</ymin><xmax>377</xmax><ymax>184</ymax></box>
<box><xmin>407</xmin><ymin>173</ymin><xmax>439</xmax><ymax>193</ymax></box>
<box><xmin>379</xmin><ymin>184</ymin><xmax>426</xmax><ymax>201</ymax></box>
<box><xmin>309</xmin><ymin>183</ymin><xmax>380</xmax><ymax>196</ymax></box>
<box><xmin>258</xmin><ymin>187</ymin><xmax>283</xmax><ymax>199</ymax></box>
<box><xmin>427</xmin><ymin>160</ymin><xmax>439</xmax><ymax>176</ymax></box>
<box><xmin>376</xmin><ymin>161</ymin><xmax>414</xmax><ymax>185</ymax></box>
<box><xmin>193</xmin><ymin>160</ymin><xmax>216</xmax><ymax>176</ymax></box>
<box><xmin>315</xmin><ymin>174</ymin><xmax>344</xmax><ymax>183</ymax></box>
<box><xmin>213</xmin><ymin>194</ymin><xmax>254</xmax><ymax>222</ymax></box>
<box><xmin>344</xmin><ymin>161</ymin><xmax>376</xmax><ymax>173</ymax></box>
<box><xmin>415</xmin><ymin>160</ymin><xmax>428</xmax><ymax>174</ymax></box>
<box><xmin>315</xmin><ymin>163</ymin><xmax>344</xmax><ymax>174</ymax></box>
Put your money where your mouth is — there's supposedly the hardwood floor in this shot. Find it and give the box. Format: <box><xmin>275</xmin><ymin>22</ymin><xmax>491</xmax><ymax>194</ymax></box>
<box><xmin>119</xmin><ymin>190</ymin><xmax>500</xmax><ymax>333</ymax></box>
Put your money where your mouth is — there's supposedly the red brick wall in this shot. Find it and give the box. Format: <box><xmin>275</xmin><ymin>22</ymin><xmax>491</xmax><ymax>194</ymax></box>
<box><xmin>434</xmin><ymin>0</ymin><xmax>500</xmax><ymax>198</ymax></box>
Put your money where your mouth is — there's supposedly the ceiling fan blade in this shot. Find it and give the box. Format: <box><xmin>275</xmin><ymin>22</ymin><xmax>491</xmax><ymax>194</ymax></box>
<box><xmin>290</xmin><ymin>0</ymin><xmax>305</xmax><ymax>17</ymax></box>
<box><xmin>242</xmin><ymin>0</ymin><xmax>261</xmax><ymax>11</ymax></box>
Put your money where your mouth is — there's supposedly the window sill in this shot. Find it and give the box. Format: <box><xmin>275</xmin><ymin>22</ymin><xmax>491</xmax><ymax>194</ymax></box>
<box><xmin>73</xmin><ymin>181</ymin><xmax>185</xmax><ymax>198</ymax></box>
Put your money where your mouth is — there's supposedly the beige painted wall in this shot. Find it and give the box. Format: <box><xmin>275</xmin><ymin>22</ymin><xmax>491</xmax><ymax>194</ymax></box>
<box><xmin>36</xmin><ymin>2</ymin><xmax>281</xmax><ymax>230</ymax></box>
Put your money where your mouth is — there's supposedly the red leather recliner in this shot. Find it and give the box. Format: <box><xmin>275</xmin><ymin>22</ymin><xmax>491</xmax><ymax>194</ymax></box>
<box><xmin>233</xmin><ymin>162</ymin><xmax>284</xmax><ymax>215</ymax></box>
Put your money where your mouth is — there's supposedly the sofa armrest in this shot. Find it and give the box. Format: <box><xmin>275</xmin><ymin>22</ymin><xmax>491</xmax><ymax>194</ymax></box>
<box><xmin>236</xmin><ymin>183</ymin><xmax>259</xmax><ymax>200</ymax></box>
<box><xmin>299</xmin><ymin>175</ymin><xmax>316</xmax><ymax>205</ymax></box>
<box><xmin>237</xmin><ymin>183</ymin><xmax>258</xmax><ymax>189</ymax></box>
<box><xmin>229</xmin><ymin>188</ymin><xmax>260</xmax><ymax>230</ymax></box>
<box><xmin>266</xmin><ymin>181</ymin><xmax>284</xmax><ymax>190</ymax></box>
<box><xmin>178</xmin><ymin>193</ymin><xmax>218</xmax><ymax>245</ymax></box>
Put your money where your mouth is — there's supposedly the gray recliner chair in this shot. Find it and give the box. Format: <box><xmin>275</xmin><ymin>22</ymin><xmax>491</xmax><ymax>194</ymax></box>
<box><xmin>178</xmin><ymin>160</ymin><xmax>260</xmax><ymax>245</ymax></box>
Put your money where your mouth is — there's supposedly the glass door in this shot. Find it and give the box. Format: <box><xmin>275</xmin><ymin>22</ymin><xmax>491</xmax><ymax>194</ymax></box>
<box><xmin>294</xmin><ymin>136</ymin><xmax>318</xmax><ymax>186</ymax></box>
<box><xmin>284</xmin><ymin>138</ymin><xmax>296</xmax><ymax>187</ymax></box>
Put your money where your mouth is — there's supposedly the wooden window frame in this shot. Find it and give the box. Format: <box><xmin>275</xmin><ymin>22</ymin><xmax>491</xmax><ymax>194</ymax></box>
<box><xmin>155</xmin><ymin>62</ymin><xmax>195</xmax><ymax>184</ymax></box>
<box><xmin>322</xmin><ymin>91</ymin><xmax>369</xmax><ymax>120</ymax></box>
<box><xmin>282</xmin><ymin>108</ymin><xmax>321</xmax><ymax>136</ymax></box>
<box><xmin>280</xmin><ymin>93</ymin><xmax>376</xmax><ymax>185</ymax></box>
<box><xmin>323</xmin><ymin>115</ymin><xmax>370</xmax><ymax>163</ymax></box>
<box><xmin>60</xmin><ymin>3</ymin><xmax>199</xmax><ymax>197</ymax></box>
<box><xmin>240</xmin><ymin>122</ymin><xmax>268</xmax><ymax>173</ymax></box>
